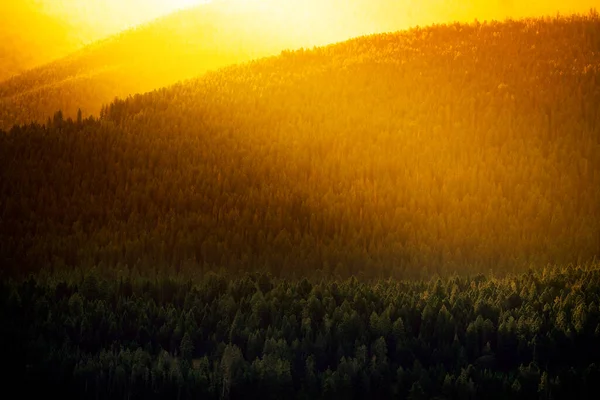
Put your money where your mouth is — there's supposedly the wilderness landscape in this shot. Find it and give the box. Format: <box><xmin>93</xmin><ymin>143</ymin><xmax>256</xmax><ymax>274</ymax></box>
<box><xmin>1</xmin><ymin>1</ymin><xmax>600</xmax><ymax>399</ymax></box>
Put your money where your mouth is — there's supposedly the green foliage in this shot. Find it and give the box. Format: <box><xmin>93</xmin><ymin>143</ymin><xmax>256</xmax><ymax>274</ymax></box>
<box><xmin>3</xmin><ymin>267</ymin><xmax>600</xmax><ymax>398</ymax></box>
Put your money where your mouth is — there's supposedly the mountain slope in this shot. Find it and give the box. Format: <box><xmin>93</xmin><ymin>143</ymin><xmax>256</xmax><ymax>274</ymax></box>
<box><xmin>1</xmin><ymin>14</ymin><xmax>599</xmax><ymax>277</ymax></box>
<box><xmin>0</xmin><ymin>0</ymin><xmax>384</xmax><ymax>130</ymax></box>
<box><xmin>0</xmin><ymin>1</ymin><xmax>85</xmax><ymax>82</ymax></box>
<box><xmin>3</xmin><ymin>0</ymin><xmax>598</xmax><ymax>131</ymax></box>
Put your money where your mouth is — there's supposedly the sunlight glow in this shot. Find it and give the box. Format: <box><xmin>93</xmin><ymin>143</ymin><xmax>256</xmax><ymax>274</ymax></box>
<box><xmin>39</xmin><ymin>0</ymin><xmax>210</xmax><ymax>34</ymax></box>
<box><xmin>1</xmin><ymin>0</ymin><xmax>598</xmax><ymax>95</ymax></box>
<box><xmin>26</xmin><ymin>0</ymin><xmax>600</xmax><ymax>46</ymax></box>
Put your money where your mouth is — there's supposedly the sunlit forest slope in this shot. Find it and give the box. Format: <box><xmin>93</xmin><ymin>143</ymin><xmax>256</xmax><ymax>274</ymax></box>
<box><xmin>0</xmin><ymin>0</ymin><xmax>373</xmax><ymax>131</ymax></box>
<box><xmin>2</xmin><ymin>0</ymin><xmax>598</xmax><ymax>131</ymax></box>
<box><xmin>1</xmin><ymin>14</ymin><xmax>599</xmax><ymax>279</ymax></box>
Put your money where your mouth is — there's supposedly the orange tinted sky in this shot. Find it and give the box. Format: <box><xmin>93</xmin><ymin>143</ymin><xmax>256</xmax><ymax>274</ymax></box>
<box><xmin>29</xmin><ymin>0</ymin><xmax>600</xmax><ymax>40</ymax></box>
<box><xmin>1</xmin><ymin>0</ymin><xmax>598</xmax><ymax>81</ymax></box>
<box><xmin>32</xmin><ymin>0</ymin><xmax>208</xmax><ymax>37</ymax></box>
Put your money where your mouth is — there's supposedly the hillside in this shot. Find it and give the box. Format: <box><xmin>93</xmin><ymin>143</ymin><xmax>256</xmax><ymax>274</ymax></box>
<box><xmin>0</xmin><ymin>0</ymin><xmax>217</xmax><ymax>82</ymax></box>
<box><xmin>0</xmin><ymin>1</ymin><xmax>85</xmax><ymax>81</ymax></box>
<box><xmin>0</xmin><ymin>0</ymin><xmax>384</xmax><ymax>131</ymax></box>
<box><xmin>2</xmin><ymin>0</ymin><xmax>598</xmax><ymax>131</ymax></box>
<box><xmin>1</xmin><ymin>14</ymin><xmax>599</xmax><ymax>279</ymax></box>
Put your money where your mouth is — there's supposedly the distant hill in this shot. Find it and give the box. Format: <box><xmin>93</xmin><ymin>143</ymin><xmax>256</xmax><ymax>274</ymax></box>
<box><xmin>0</xmin><ymin>0</ymin><xmax>376</xmax><ymax>130</ymax></box>
<box><xmin>2</xmin><ymin>14</ymin><xmax>599</xmax><ymax>278</ymax></box>
<box><xmin>0</xmin><ymin>0</ymin><xmax>214</xmax><ymax>82</ymax></box>
<box><xmin>0</xmin><ymin>1</ymin><xmax>85</xmax><ymax>82</ymax></box>
<box><xmin>3</xmin><ymin>0</ymin><xmax>597</xmax><ymax>131</ymax></box>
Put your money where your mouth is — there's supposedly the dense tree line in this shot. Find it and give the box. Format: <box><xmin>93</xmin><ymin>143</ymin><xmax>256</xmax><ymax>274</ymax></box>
<box><xmin>2</xmin><ymin>265</ymin><xmax>600</xmax><ymax>399</ymax></box>
<box><xmin>1</xmin><ymin>15</ymin><xmax>599</xmax><ymax>278</ymax></box>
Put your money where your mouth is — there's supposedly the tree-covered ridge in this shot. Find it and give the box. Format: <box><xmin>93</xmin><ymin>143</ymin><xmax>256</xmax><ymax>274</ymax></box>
<box><xmin>0</xmin><ymin>0</ymin><xmax>418</xmax><ymax>131</ymax></box>
<box><xmin>3</xmin><ymin>266</ymin><xmax>600</xmax><ymax>399</ymax></box>
<box><xmin>2</xmin><ymin>15</ymin><xmax>599</xmax><ymax>278</ymax></box>
<box><xmin>0</xmin><ymin>3</ymin><xmax>302</xmax><ymax>130</ymax></box>
<box><xmin>1</xmin><ymin>7</ymin><xmax>599</xmax><ymax>131</ymax></box>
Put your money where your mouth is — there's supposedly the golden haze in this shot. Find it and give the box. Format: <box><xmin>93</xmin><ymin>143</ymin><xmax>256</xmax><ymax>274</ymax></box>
<box><xmin>1</xmin><ymin>5</ymin><xmax>600</xmax><ymax>397</ymax></box>
<box><xmin>0</xmin><ymin>1</ymin><xmax>599</xmax><ymax>128</ymax></box>
<box><xmin>2</xmin><ymin>14</ymin><xmax>599</xmax><ymax>276</ymax></box>
<box><xmin>29</xmin><ymin>1</ymin><xmax>600</xmax><ymax>34</ymax></box>
<box><xmin>2</xmin><ymin>0</ymin><xmax>599</xmax><ymax>75</ymax></box>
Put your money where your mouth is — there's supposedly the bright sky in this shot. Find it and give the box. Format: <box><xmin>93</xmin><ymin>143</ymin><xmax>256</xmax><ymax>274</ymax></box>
<box><xmin>35</xmin><ymin>0</ymin><xmax>209</xmax><ymax>35</ymax></box>
<box><xmin>5</xmin><ymin>0</ymin><xmax>597</xmax><ymax>57</ymax></box>
<box><xmin>1</xmin><ymin>0</ymin><xmax>598</xmax><ymax>87</ymax></box>
<box><xmin>32</xmin><ymin>0</ymin><xmax>600</xmax><ymax>38</ymax></box>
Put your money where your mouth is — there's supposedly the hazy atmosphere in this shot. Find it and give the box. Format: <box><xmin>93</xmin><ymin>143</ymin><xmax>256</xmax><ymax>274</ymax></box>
<box><xmin>2</xmin><ymin>0</ymin><xmax>597</xmax><ymax>78</ymax></box>
<box><xmin>2</xmin><ymin>1</ymin><xmax>600</xmax><ymax>399</ymax></box>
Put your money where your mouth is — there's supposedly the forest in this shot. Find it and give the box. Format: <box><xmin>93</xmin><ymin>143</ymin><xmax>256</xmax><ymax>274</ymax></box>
<box><xmin>1</xmin><ymin>14</ymin><xmax>599</xmax><ymax>278</ymax></box>
<box><xmin>3</xmin><ymin>266</ymin><xmax>600</xmax><ymax>399</ymax></box>
<box><xmin>3</xmin><ymin>0</ymin><xmax>596</xmax><ymax>132</ymax></box>
<box><xmin>1</xmin><ymin>12</ymin><xmax>600</xmax><ymax>399</ymax></box>
<box><xmin>0</xmin><ymin>0</ymin><xmax>417</xmax><ymax>132</ymax></box>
